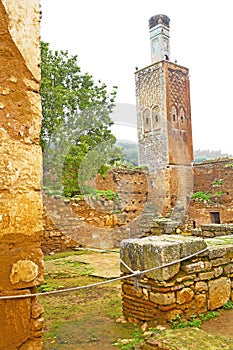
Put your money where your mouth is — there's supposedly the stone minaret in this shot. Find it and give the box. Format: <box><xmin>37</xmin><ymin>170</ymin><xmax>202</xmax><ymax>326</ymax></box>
<box><xmin>136</xmin><ymin>14</ymin><xmax>194</xmax><ymax>217</ymax></box>
<box><xmin>149</xmin><ymin>14</ymin><xmax>170</xmax><ymax>63</ymax></box>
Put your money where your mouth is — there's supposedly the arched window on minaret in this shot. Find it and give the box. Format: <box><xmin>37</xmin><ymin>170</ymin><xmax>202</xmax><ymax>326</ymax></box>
<box><xmin>143</xmin><ymin>109</ymin><xmax>151</xmax><ymax>133</ymax></box>
<box><xmin>179</xmin><ymin>107</ymin><xmax>187</xmax><ymax>128</ymax></box>
<box><xmin>171</xmin><ymin>105</ymin><xmax>178</xmax><ymax>123</ymax></box>
<box><xmin>152</xmin><ymin>106</ymin><xmax>160</xmax><ymax>130</ymax></box>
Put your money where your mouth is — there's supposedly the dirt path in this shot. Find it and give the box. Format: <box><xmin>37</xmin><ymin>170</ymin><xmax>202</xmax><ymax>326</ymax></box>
<box><xmin>201</xmin><ymin>309</ymin><xmax>233</xmax><ymax>339</ymax></box>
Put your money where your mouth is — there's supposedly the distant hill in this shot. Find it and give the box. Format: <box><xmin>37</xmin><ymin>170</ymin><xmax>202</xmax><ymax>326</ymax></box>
<box><xmin>116</xmin><ymin>140</ymin><xmax>138</xmax><ymax>165</ymax></box>
<box><xmin>194</xmin><ymin>149</ymin><xmax>232</xmax><ymax>163</ymax></box>
<box><xmin>116</xmin><ymin>141</ymin><xmax>232</xmax><ymax>165</ymax></box>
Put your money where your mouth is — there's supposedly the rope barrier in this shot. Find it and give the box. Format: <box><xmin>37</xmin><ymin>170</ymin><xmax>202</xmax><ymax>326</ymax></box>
<box><xmin>120</xmin><ymin>246</ymin><xmax>208</xmax><ymax>275</ymax></box>
<box><xmin>0</xmin><ymin>246</ymin><xmax>208</xmax><ymax>300</ymax></box>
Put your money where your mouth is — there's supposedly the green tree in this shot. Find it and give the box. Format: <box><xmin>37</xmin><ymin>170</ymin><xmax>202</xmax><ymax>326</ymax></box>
<box><xmin>40</xmin><ymin>42</ymin><xmax>123</xmax><ymax>196</ymax></box>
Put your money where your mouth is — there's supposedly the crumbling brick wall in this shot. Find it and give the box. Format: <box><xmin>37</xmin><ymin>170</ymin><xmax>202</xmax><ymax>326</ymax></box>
<box><xmin>0</xmin><ymin>1</ymin><xmax>44</xmax><ymax>348</ymax></box>
<box><xmin>188</xmin><ymin>158</ymin><xmax>233</xmax><ymax>227</ymax></box>
<box><xmin>42</xmin><ymin>168</ymin><xmax>150</xmax><ymax>251</ymax></box>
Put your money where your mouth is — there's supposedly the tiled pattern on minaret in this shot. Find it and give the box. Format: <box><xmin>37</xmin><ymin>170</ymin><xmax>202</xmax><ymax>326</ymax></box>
<box><xmin>166</xmin><ymin>63</ymin><xmax>193</xmax><ymax>165</ymax></box>
<box><xmin>136</xmin><ymin>62</ymin><xmax>169</xmax><ymax>172</ymax></box>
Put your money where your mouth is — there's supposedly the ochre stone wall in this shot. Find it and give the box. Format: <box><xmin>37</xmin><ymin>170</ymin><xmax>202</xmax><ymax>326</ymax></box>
<box><xmin>121</xmin><ymin>235</ymin><xmax>233</xmax><ymax>325</ymax></box>
<box><xmin>188</xmin><ymin>158</ymin><xmax>233</xmax><ymax>227</ymax></box>
<box><xmin>0</xmin><ymin>1</ymin><xmax>44</xmax><ymax>349</ymax></box>
<box><xmin>42</xmin><ymin>168</ymin><xmax>149</xmax><ymax>251</ymax></box>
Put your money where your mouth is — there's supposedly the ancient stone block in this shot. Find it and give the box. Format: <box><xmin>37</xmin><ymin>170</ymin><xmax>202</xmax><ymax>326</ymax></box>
<box><xmin>0</xmin><ymin>190</ymin><xmax>43</xmax><ymax>237</ymax></box>
<box><xmin>211</xmin><ymin>256</ymin><xmax>230</xmax><ymax>267</ymax></box>
<box><xmin>182</xmin><ymin>261</ymin><xmax>205</xmax><ymax>274</ymax></box>
<box><xmin>10</xmin><ymin>259</ymin><xmax>39</xmax><ymax>284</ymax></box>
<box><xmin>121</xmin><ymin>236</ymin><xmax>181</xmax><ymax>281</ymax></box>
<box><xmin>204</xmin><ymin>261</ymin><xmax>212</xmax><ymax>270</ymax></box>
<box><xmin>0</xmin><ymin>247</ymin><xmax>43</xmax><ymax>290</ymax></box>
<box><xmin>31</xmin><ymin>317</ymin><xmax>45</xmax><ymax>332</ymax></box>
<box><xmin>208</xmin><ymin>246</ymin><xmax>227</xmax><ymax>259</ymax></box>
<box><xmin>176</xmin><ymin>287</ymin><xmax>194</xmax><ymax>305</ymax></box>
<box><xmin>164</xmin><ymin>235</ymin><xmax>207</xmax><ymax>258</ymax></box>
<box><xmin>122</xmin><ymin>283</ymin><xmax>143</xmax><ymax>298</ymax></box>
<box><xmin>0</xmin><ymin>291</ymin><xmax>31</xmax><ymax>348</ymax></box>
<box><xmin>214</xmin><ymin>266</ymin><xmax>223</xmax><ymax>278</ymax></box>
<box><xmin>208</xmin><ymin>277</ymin><xmax>231</xmax><ymax>310</ymax></box>
<box><xmin>176</xmin><ymin>274</ymin><xmax>196</xmax><ymax>283</ymax></box>
<box><xmin>195</xmin><ymin>294</ymin><xmax>206</xmax><ymax>309</ymax></box>
<box><xmin>198</xmin><ymin>271</ymin><xmax>215</xmax><ymax>281</ymax></box>
<box><xmin>150</xmin><ymin>291</ymin><xmax>176</xmax><ymax>305</ymax></box>
<box><xmin>31</xmin><ymin>301</ymin><xmax>44</xmax><ymax>319</ymax></box>
<box><xmin>224</xmin><ymin>263</ymin><xmax>233</xmax><ymax>275</ymax></box>
<box><xmin>195</xmin><ymin>281</ymin><xmax>208</xmax><ymax>292</ymax></box>
<box><xmin>142</xmin><ymin>288</ymin><xmax>149</xmax><ymax>300</ymax></box>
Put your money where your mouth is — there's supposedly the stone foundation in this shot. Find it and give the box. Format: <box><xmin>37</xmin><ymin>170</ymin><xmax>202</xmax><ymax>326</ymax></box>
<box><xmin>192</xmin><ymin>224</ymin><xmax>233</xmax><ymax>238</ymax></box>
<box><xmin>0</xmin><ymin>1</ymin><xmax>44</xmax><ymax>348</ymax></box>
<box><xmin>121</xmin><ymin>235</ymin><xmax>233</xmax><ymax>325</ymax></box>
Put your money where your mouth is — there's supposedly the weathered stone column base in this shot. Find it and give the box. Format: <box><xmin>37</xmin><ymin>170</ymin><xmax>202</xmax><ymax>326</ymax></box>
<box><xmin>121</xmin><ymin>235</ymin><xmax>233</xmax><ymax>325</ymax></box>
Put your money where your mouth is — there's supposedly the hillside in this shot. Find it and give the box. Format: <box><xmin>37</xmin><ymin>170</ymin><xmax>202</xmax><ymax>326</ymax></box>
<box><xmin>116</xmin><ymin>141</ymin><xmax>232</xmax><ymax>165</ymax></box>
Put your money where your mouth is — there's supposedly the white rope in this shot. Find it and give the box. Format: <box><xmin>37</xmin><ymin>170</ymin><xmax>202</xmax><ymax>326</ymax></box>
<box><xmin>0</xmin><ymin>246</ymin><xmax>208</xmax><ymax>300</ymax></box>
<box><xmin>120</xmin><ymin>246</ymin><xmax>208</xmax><ymax>275</ymax></box>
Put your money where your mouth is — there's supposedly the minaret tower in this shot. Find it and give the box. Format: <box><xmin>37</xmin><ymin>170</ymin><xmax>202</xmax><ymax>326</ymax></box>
<box><xmin>136</xmin><ymin>14</ymin><xmax>194</xmax><ymax>217</ymax></box>
<box><xmin>149</xmin><ymin>14</ymin><xmax>170</xmax><ymax>63</ymax></box>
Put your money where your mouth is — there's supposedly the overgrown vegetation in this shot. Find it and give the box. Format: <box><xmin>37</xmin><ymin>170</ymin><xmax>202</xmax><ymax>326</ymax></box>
<box><xmin>74</xmin><ymin>186</ymin><xmax>119</xmax><ymax>202</ymax></box>
<box><xmin>213</xmin><ymin>179</ymin><xmax>223</xmax><ymax>186</ymax></box>
<box><xmin>171</xmin><ymin>312</ymin><xmax>220</xmax><ymax>329</ymax></box>
<box><xmin>116</xmin><ymin>326</ymin><xmax>144</xmax><ymax>349</ymax></box>
<box><xmin>222</xmin><ymin>300</ymin><xmax>233</xmax><ymax>310</ymax></box>
<box><xmin>191</xmin><ymin>191</ymin><xmax>212</xmax><ymax>202</ymax></box>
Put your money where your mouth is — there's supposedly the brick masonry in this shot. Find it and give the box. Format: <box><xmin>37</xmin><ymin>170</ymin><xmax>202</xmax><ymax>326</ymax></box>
<box><xmin>188</xmin><ymin>158</ymin><xmax>233</xmax><ymax>226</ymax></box>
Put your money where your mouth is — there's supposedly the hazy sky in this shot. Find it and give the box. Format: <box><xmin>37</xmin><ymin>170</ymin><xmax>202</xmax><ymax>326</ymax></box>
<box><xmin>40</xmin><ymin>0</ymin><xmax>232</xmax><ymax>154</ymax></box>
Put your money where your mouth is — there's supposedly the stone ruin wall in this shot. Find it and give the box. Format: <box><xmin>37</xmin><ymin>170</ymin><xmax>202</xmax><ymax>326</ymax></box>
<box><xmin>42</xmin><ymin>168</ymin><xmax>150</xmax><ymax>252</ymax></box>
<box><xmin>188</xmin><ymin>158</ymin><xmax>233</xmax><ymax>227</ymax></box>
<box><xmin>0</xmin><ymin>1</ymin><xmax>44</xmax><ymax>349</ymax></box>
<box><xmin>43</xmin><ymin>158</ymin><xmax>233</xmax><ymax>252</ymax></box>
<box><xmin>121</xmin><ymin>235</ymin><xmax>233</xmax><ymax>325</ymax></box>
<box><xmin>193</xmin><ymin>224</ymin><xmax>233</xmax><ymax>238</ymax></box>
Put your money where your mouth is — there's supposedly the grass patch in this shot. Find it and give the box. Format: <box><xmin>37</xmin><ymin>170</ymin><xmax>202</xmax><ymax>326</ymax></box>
<box><xmin>171</xmin><ymin>312</ymin><xmax>220</xmax><ymax>330</ymax></box>
<box><xmin>44</xmin><ymin>250</ymin><xmax>89</xmax><ymax>261</ymax></box>
<box><xmin>39</xmin><ymin>251</ymin><xmax>128</xmax><ymax>349</ymax></box>
<box><xmin>222</xmin><ymin>300</ymin><xmax>233</xmax><ymax>310</ymax></box>
<box><xmin>116</xmin><ymin>325</ymin><xmax>145</xmax><ymax>349</ymax></box>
